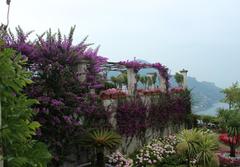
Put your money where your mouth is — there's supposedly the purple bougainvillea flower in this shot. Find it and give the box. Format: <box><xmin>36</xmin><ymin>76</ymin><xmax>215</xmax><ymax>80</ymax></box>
<box><xmin>51</xmin><ymin>99</ymin><xmax>64</xmax><ymax>107</ymax></box>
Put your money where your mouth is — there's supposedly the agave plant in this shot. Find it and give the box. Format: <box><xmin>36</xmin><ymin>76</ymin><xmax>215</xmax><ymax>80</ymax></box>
<box><xmin>77</xmin><ymin>129</ymin><xmax>122</xmax><ymax>167</ymax></box>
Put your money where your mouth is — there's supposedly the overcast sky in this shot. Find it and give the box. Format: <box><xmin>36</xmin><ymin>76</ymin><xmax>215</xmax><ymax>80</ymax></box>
<box><xmin>1</xmin><ymin>0</ymin><xmax>240</xmax><ymax>88</ymax></box>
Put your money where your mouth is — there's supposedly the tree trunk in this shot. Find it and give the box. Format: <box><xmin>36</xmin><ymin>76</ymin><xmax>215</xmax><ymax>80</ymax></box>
<box><xmin>230</xmin><ymin>145</ymin><xmax>236</xmax><ymax>157</ymax></box>
<box><xmin>96</xmin><ymin>147</ymin><xmax>104</xmax><ymax>167</ymax></box>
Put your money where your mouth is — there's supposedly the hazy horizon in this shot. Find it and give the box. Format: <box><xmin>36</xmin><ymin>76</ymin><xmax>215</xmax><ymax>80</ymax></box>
<box><xmin>1</xmin><ymin>0</ymin><xmax>240</xmax><ymax>88</ymax></box>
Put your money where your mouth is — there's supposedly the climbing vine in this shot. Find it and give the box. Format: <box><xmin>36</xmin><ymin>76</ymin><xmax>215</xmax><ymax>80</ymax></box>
<box><xmin>4</xmin><ymin>27</ymin><xmax>110</xmax><ymax>166</ymax></box>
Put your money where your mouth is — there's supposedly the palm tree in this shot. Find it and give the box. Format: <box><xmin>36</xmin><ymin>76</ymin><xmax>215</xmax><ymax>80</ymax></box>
<box><xmin>117</xmin><ymin>72</ymin><xmax>128</xmax><ymax>89</ymax></box>
<box><xmin>222</xmin><ymin>82</ymin><xmax>240</xmax><ymax>110</ymax></box>
<box><xmin>111</xmin><ymin>76</ymin><xmax>118</xmax><ymax>88</ymax></box>
<box><xmin>139</xmin><ymin>76</ymin><xmax>148</xmax><ymax>89</ymax></box>
<box><xmin>77</xmin><ymin>129</ymin><xmax>122</xmax><ymax>167</ymax></box>
<box><xmin>174</xmin><ymin>72</ymin><xmax>184</xmax><ymax>87</ymax></box>
<box><xmin>218</xmin><ymin>109</ymin><xmax>240</xmax><ymax>157</ymax></box>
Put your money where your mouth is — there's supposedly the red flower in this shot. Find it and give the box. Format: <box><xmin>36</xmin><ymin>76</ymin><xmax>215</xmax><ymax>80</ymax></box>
<box><xmin>219</xmin><ymin>133</ymin><xmax>240</xmax><ymax>146</ymax></box>
<box><xmin>100</xmin><ymin>88</ymin><xmax>127</xmax><ymax>99</ymax></box>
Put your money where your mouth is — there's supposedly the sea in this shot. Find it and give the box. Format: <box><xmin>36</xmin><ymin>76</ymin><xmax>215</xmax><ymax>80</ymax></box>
<box><xmin>195</xmin><ymin>102</ymin><xmax>229</xmax><ymax>116</ymax></box>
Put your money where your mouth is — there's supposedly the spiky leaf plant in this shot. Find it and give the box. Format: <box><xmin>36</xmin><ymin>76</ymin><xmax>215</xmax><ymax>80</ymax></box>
<box><xmin>177</xmin><ymin>129</ymin><xmax>219</xmax><ymax>167</ymax></box>
<box><xmin>77</xmin><ymin>129</ymin><xmax>121</xmax><ymax>167</ymax></box>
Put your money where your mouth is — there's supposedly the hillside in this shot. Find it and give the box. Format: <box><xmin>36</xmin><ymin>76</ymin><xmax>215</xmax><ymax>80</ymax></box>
<box><xmin>170</xmin><ymin>76</ymin><xmax>224</xmax><ymax>112</ymax></box>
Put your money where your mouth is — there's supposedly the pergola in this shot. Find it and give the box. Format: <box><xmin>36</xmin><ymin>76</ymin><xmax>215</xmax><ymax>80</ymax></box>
<box><xmin>77</xmin><ymin>60</ymin><xmax>188</xmax><ymax>95</ymax></box>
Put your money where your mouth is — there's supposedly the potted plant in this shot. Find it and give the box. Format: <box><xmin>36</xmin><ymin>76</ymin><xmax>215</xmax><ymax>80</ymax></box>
<box><xmin>218</xmin><ymin>109</ymin><xmax>240</xmax><ymax>166</ymax></box>
<box><xmin>217</xmin><ymin>83</ymin><xmax>240</xmax><ymax>166</ymax></box>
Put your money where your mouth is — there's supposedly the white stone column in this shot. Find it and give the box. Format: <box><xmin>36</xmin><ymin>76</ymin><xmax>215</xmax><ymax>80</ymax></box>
<box><xmin>76</xmin><ymin>59</ymin><xmax>89</xmax><ymax>83</ymax></box>
<box><xmin>158</xmin><ymin>73</ymin><xmax>167</xmax><ymax>92</ymax></box>
<box><xmin>103</xmin><ymin>99</ymin><xmax>117</xmax><ymax>129</ymax></box>
<box><xmin>180</xmin><ymin>69</ymin><xmax>188</xmax><ymax>89</ymax></box>
<box><xmin>90</xmin><ymin>89</ymin><xmax>95</xmax><ymax>94</ymax></box>
<box><xmin>127</xmin><ymin>68</ymin><xmax>137</xmax><ymax>95</ymax></box>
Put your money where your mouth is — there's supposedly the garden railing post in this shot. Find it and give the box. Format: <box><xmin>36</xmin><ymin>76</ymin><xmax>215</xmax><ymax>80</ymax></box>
<box><xmin>103</xmin><ymin>99</ymin><xmax>117</xmax><ymax>129</ymax></box>
<box><xmin>158</xmin><ymin>73</ymin><xmax>167</xmax><ymax>92</ymax></box>
<box><xmin>76</xmin><ymin>59</ymin><xmax>89</xmax><ymax>83</ymax></box>
<box><xmin>127</xmin><ymin>68</ymin><xmax>137</xmax><ymax>96</ymax></box>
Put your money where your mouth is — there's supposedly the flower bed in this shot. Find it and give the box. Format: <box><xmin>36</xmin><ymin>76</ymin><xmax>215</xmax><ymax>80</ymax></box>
<box><xmin>132</xmin><ymin>135</ymin><xmax>177</xmax><ymax>166</ymax></box>
<box><xmin>219</xmin><ymin>133</ymin><xmax>240</xmax><ymax>146</ymax></box>
<box><xmin>170</xmin><ymin>87</ymin><xmax>185</xmax><ymax>94</ymax></box>
<box><xmin>100</xmin><ymin>88</ymin><xmax>127</xmax><ymax>99</ymax></box>
<box><xmin>106</xmin><ymin>135</ymin><xmax>178</xmax><ymax>167</ymax></box>
<box><xmin>137</xmin><ymin>88</ymin><xmax>164</xmax><ymax>96</ymax></box>
<box><xmin>218</xmin><ymin>151</ymin><xmax>240</xmax><ymax>166</ymax></box>
<box><xmin>107</xmin><ymin>151</ymin><xmax>133</xmax><ymax>167</ymax></box>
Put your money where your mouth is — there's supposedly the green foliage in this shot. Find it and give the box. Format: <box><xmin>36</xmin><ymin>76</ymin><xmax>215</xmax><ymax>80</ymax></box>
<box><xmin>185</xmin><ymin>114</ymin><xmax>199</xmax><ymax>128</ymax></box>
<box><xmin>222</xmin><ymin>82</ymin><xmax>240</xmax><ymax>109</ymax></box>
<box><xmin>218</xmin><ymin>83</ymin><xmax>240</xmax><ymax>157</ymax></box>
<box><xmin>77</xmin><ymin>129</ymin><xmax>121</xmax><ymax>167</ymax></box>
<box><xmin>0</xmin><ymin>48</ymin><xmax>51</xmax><ymax>167</ymax></box>
<box><xmin>79</xmin><ymin>129</ymin><xmax>122</xmax><ymax>150</ymax></box>
<box><xmin>218</xmin><ymin>109</ymin><xmax>240</xmax><ymax>130</ymax></box>
<box><xmin>196</xmin><ymin>133</ymin><xmax>219</xmax><ymax>167</ymax></box>
<box><xmin>218</xmin><ymin>109</ymin><xmax>240</xmax><ymax>157</ymax></box>
<box><xmin>177</xmin><ymin>129</ymin><xmax>201</xmax><ymax>157</ymax></box>
<box><xmin>176</xmin><ymin>129</ymin><xmax>218</xmax><ymax>167</ymax></box>
<box><xmin>104</xmin><ymin>81</ymin><xmax>117</xmax><ymax>89</ymax></box>
<box><xmin>175</xmin><ymin>73</ymin><xmax>184</xmax><ymax>87</ymax></box>
<box><xmin>139</xmin><ymin>74</ymin><xmax>157</xmax><ymax>89</ymax></box>
<box><xmin>111</xmin><ymin>72</ymin><xmax>128</xmax><ymax>88</ymax></box>
<box><xmin>158</xmin><ymin>154</ymin><xmax>186</xmax><ymax>167</ymax></box>
<box><xmin>139</xmin><ymin>76</ymin><xmax>148</xmax><ymax>88</ymax></box>
<box><xmin>198</xmin><ymin>115</ymin><xmax>219</xmax><ymax>125</ymax></box>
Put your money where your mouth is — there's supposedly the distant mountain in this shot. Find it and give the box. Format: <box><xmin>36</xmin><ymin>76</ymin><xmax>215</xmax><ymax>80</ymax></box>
<box><xmin>172</xmin><ymin>77</ymin><xmax>224</xmax><ymax>112</ymax></box>
<box><xmin>107</xmin><ymin>60</ymin><xmax>224</xmax><ymax>112</ymax></box>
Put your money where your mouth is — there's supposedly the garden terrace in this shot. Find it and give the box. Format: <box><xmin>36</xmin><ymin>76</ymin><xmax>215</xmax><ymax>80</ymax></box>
<box><xmin>1</xmin><ymin>28</ymin><xmax>192</xmax><ymax>166</ymax></box>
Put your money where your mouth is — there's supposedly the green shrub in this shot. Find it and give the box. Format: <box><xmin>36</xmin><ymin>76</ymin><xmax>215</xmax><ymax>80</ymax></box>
<box><xmin>176</xmin><ymin>129</ymin><xmax>219</xmax><ymax>167</ymax></box>
<box><xmin>76</xmin><ymin>129</ymin><xmax>122</xmax><ymax>167</ymax></box>
<box><xmin>200</xmin><ymin>115</ymin><xmax>219</xmax><ymax>125</ymax></box>
<box><xmin>0</xmin><ymin>47</ymin><xmax>51</xmax><ymax>167</ymax></box>
<box><xmin>174</xmin><ymin>73</ymin><xmax>184</xmax><ymax>87</ymax></box>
